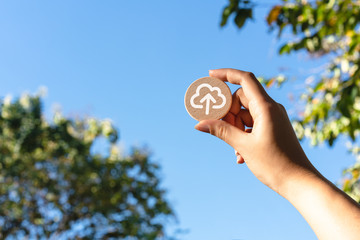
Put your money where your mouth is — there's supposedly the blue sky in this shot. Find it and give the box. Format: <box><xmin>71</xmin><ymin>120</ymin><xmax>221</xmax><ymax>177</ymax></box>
<box><xmin>0</xmin><ymin>1</ymin><xmax>356</xmax><ymax>239</ymax></box>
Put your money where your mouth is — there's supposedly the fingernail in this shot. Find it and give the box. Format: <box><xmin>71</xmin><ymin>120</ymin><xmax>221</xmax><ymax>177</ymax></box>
<box><xmin>209</xmin><ymin>70</ymin><xmax>214</xmax><ymax>75</ymax></box>
<box><xmin>195</xmin><ymin>123</ymin><xmax>210</xmax><ymax>133</ymax></box>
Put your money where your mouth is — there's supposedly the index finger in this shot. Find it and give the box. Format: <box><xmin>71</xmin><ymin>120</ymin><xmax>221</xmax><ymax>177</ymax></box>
<box><xmin>209</xmin><ymin>68</ymin><xmax>269</xmax><ymax>102</ymax></box>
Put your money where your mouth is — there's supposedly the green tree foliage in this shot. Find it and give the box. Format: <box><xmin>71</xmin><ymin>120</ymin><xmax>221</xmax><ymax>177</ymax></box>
<box><xmin>220</xmin><ymin>0</ymin><xmax>360</xmax><ymax>201</ymax></box>
<box><xmin>0</xmin><ymin>94</ymin><xmax>173</xmax><ymax>239</ymax></box>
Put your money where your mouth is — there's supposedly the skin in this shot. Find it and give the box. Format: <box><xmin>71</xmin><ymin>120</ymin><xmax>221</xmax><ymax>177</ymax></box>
<box><xmin>195</xmin><ymin>68</ymin><xmax>360</xmax><ymax>240</ymax></box>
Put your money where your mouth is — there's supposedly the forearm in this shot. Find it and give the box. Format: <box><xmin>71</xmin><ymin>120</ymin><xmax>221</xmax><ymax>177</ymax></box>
<box><xmin>279</xmin><ymin>165</ymin><xmax>360</xmax><ymax>240</ymax></box>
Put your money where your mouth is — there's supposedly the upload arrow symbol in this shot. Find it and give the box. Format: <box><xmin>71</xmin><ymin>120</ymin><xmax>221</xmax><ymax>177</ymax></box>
<box><xmin>200</xmin><ymin>93</ymin><xmax>216</xmax><ymax>115</ymax></box>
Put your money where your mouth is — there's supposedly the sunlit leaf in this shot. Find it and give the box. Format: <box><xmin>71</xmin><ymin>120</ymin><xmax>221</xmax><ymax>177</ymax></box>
<box><xmin>267</xmin><ymin>5</ymin><xmax>281</xmax><ymax>25</ymax></box>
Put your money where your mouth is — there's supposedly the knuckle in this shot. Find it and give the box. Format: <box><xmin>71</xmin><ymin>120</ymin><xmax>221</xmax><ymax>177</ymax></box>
<box><xmin>247</xmin><ymin>71</ymin><xmax>256</xmax><ymax>79</ymax></box>
<box><xmin>261</xmin><ymin>102</ymin><xmax>287</xmax><ymax>119</ymax></box>
<box><xmin>277</xmin><ymin>103</ymin><xmax>287</xmax><ymax>113</ymax></box>
<box><xmin>261</xmin><ymin>101</ymin><xmax>277</xmax><ymax>113</ymax></box>
<box><xmin>213</xmin><ymin>124</ymin><xmax>228</xmax><ymax>141</ymax></box>
<box><xmin>227</xmin><ymin>70</ymin><xmax>236</xmax><ymax>81</ymax></box>
<box><xmin>234</xmin><ymin>87</ymin><xmax>242</xmax><ymax>97</ymax></box>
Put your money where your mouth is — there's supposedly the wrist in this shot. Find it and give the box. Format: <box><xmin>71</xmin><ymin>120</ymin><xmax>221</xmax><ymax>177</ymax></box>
<box><xmin>279</xmin><ymin>169</ymin><xmax>325</xmax><ymax>202</ymax></box>
<box><xmin>272</xmin><ymin>160</ymin><xmax>322</xmax><ymax>199</ymax></box>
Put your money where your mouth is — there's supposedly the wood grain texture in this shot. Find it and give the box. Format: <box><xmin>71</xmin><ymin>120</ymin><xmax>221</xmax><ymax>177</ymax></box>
<box><xmin>184</xmin><ymin>77</ymin><xmax>232</xmax><ymax>121</ymax></box>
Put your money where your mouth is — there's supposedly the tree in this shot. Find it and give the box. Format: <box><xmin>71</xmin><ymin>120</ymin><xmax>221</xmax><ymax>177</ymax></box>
<box><xmin>0</xmin><ymin>93</ymin><xmax>173</xmax><ymax>239</ymax></box>
<box><xmin>220</xmin><ymin>0</ymin><xmax>360</xmax><ymax>201</ymax></box>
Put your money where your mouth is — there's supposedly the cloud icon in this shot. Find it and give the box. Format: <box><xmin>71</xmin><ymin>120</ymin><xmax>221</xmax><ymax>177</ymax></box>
<box><xmin>190</xmin><ymin>83</ymin><xmax>226</xmax><ymax>115</ymax></box>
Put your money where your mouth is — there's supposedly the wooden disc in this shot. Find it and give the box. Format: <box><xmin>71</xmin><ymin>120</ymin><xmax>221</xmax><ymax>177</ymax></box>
<box><xmin>184</xmin><ymin>77</ymin><xmax>232</xmax><ymax>121</ymax></box>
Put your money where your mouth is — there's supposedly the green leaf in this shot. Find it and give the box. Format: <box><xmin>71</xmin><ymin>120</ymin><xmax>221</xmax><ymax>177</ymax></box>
<box><xmin>234</xmin><ymin>13</ymin><xmax>246</xmax><ymax>28</ymax></box>
<box><xmin>279</xmin><ymin>43</ymin><xmax>292</xmax><ymax>54</ymax></box>
<box><xmin>234</xmin><ymin>8</ymin><xmax>252</xmax><ymax>29</ymax></box>
<box><xmin>221</xmin><ymin>6</ymin><xmax>232</xmax><ymax>27</ymax></box>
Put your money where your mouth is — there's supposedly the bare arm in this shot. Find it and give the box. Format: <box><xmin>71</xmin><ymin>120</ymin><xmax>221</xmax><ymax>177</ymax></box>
<box><xmin>195</xmin><ymin>68</ymin><xmax>360</xmax><ymax>240</ymax></box>
<box><xmin>281</xmin><ymin>167</ymin><xmax>360</xmax><ymax>240</ymax></box>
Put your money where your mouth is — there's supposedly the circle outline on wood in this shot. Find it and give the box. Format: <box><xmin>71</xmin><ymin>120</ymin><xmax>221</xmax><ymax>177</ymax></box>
<box><xmin>184</xmin><ymin>77</ymin><xmax>232</xmax><ymax>121</ymax></box>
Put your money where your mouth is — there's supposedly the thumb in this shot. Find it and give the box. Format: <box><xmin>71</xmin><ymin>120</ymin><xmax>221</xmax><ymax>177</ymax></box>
<box><xmin>195</xmin><ymin>119</ymin><xmax>249</xmax><ymax>150</ymax></box>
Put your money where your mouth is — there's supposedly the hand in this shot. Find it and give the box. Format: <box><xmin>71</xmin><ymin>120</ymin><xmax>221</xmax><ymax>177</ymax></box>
<box><xmin>195</xmin><ymin>68</ymin><xmax>318</xmax><ymax>193</ymax></box>
<box><xmin>195</xmin><ymin>68</ymin><xmax>360</xmax><ymax>240</ymax></box>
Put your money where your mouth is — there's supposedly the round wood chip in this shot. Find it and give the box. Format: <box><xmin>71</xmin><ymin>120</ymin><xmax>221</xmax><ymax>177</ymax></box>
<box><xmin>184</xmin><ymin>77</ymin><xmax>232</xmax><ymax>121</ymax></box>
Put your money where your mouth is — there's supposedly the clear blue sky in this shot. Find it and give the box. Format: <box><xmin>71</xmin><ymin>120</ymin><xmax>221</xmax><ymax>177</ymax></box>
<box><xmin>0</xmin><ymin>1</ymin><xmax>355</xmax><ymax>239</ymax></box>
